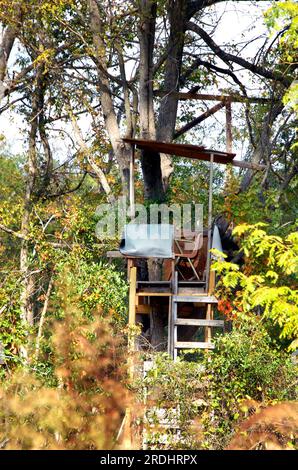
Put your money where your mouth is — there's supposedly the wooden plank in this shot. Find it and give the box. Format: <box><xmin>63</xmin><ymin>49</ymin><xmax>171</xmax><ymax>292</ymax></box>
<box><xmin>106</xmin><ymin>250</ymin><xmax>124</xmax><ymax>258</ymax></box>
<box><xmin>123</xmin><ymin>138</ymin><xmax>235</xmax><ymax>163</ymax></box>
<box><xmin>174</xmin><ymin>102</ymin><xmax>226</xmax><ymax>139</ymax></box>
<box><xmin>154</xmin><ymin>90</ymin><xmax>275</xmax><ymax>104</ymax></box>
<box><xmin>137</xmin><ymin>281</ymin><xmax>171</xmax><ymax>285</ymax></box>
<box><xmin>175</xmin><ymin>319</ymin><xmax>224</xmax><ymax>327</ymax></box>
<box><xmin>179</xmin><ymin>281</ymin><xmax>206</xmax><ymax>286</ymax></box>
<box><xmin>206</xmin><ymin>152</ymin><xmax>214</xmax><ymax>293</ymax></box>
<box><xmin>178</xmin><ymin>287</ymin><xmax>205</xmax><ymax>295</ymax></box>
<box><xmin>175</xmin><ymin>341</ymin><xmax>215</xmax><ymax>349</ymax></box>
<box><xmin>136</xmin><ymin>292</ymin><xmax>172</xmax><ymax>297</ymax></box>
<box><xmin>231</xmin><ymin>160</ymin><xmax>266</xmax><ymax>171</ymax></box>
<box><xmin>173</xmin><ymin>295</ymin><xmax>217</xmax><ymax>304</ymax></box>
<box><xmin>128</xmin><ymin>267</ymin><xmax>137</xmax><ymax>327</ymax></box>
<box><xmin>129</xmin><ymin>144</ymin><xmax>135</xmax><ymax>218</ymax></box>
<box><xmin>123</xmin><ymin>138</ymin><xmax>266</xmax><ymax>171</ymax></box>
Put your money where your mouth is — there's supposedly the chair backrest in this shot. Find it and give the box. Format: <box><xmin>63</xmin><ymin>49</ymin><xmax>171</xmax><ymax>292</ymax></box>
<box><xmin>183</xmin><ymin>232</ymin><xmax>203</xmax><ymax>256</ymax></box>
<box><xmin>174</xmin><ymin>231</ymin><xmax>203</xmax><ymax>258</ymax></box>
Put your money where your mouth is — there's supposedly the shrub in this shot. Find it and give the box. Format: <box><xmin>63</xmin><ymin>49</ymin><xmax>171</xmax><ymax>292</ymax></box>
<box><xmin>213</xmin><ymin>223</ymin><xmax>298</xmax><ymax>350</ymax></box>
<box><xmin>0</xmin><ymin>275</ymin><xmax>130</xmax><ymax>449</ymax></box>
<box><xmin>141</xmin><ymin>318</ymin><xmax>298</xmax><ymax>450</ymax></box>
<box><xmin>55</xmin><ymin>260</ymin><xmax>128</xmax><ymax>326</ymax></box>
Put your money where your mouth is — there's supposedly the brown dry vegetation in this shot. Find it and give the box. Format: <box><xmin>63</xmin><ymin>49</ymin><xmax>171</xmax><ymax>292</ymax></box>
<box><xmin>227</xmin><ymin>402</ymin><xmax>298</xmax><ymax>450</ymax></box>
<box><xmin>0</xmin><ymin>277</ymin><xmax>132</xmax><ymax>450</ymax></box>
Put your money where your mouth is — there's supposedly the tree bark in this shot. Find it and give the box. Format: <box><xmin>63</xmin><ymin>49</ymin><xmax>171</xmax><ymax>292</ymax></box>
<box><xmin>156</xmin><ymin>1</ymin><xmax>188</xmax><ymax>190</ymax></box>
<box><xmin>19</xmin><ymin>69</ymin><xmax>42</xmax><ymax>325</ymax></box>
<box><xmin>137</xmin><ymin>1</ymin><xmax>165</xmax><ymax>201</ymax></box>
<box><xmin>240</xmin><ymin>101</ymin><xmax>284</xmax><ymax>191</ymax></box>
<box><xmin>0</xmin><ymin>25</ymin><xmax>17</xmax><ymax>101</ymax></box>
<box><xmin>88</xmin><ymin>0</ymin><xmax>131</xmax><ymax>194</ymax></box>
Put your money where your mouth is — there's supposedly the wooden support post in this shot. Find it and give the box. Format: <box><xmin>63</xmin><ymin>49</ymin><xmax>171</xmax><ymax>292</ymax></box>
<box><xmin>129</xmin><ymin>144</ymin><xmax>135</xmax><ymax>219</ymax></box>
<box><xmin>205</xmin><ymin>153</ymin><xmax>214</xmax><ymax>293</ymax></box>
<box><xmin>225</xmin><ymin>99</ymin><xmax>232</xmax><ymax>153</ymax></box>
<box><xmin>205</xmin><ymin>270</ymin><xmax>216</xmax><ymax>343</ymax></box>
<box><xmin>119</xmin><ymin>266</ymin><xmax>137</xmax><ymax>450</ymax></box>
<box><xmin>127</xmin><ymin>257</ymin><xmax>134</xmax><ymax>280</ymax></box>
<box><xmin>225</xmin><ymin>99</ymin><xmax>233</xmax><ymax>183</ymax></box>
<box><xmin>128</xmin><ymin>266</ymin><xmax>137</xmax><ymax>332</ymax></box>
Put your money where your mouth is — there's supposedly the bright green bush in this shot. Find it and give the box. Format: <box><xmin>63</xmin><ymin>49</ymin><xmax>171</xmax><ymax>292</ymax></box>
<box><xmin>213</xmin><ymin>223</ymin><xmax>298</xmax><ymax>349</ymax></box>
<box><xmin>201</xmin><ymin>318</ymin><xmax>298</xmax><ymax>449</ymax></box>
<box><xmin>142</xmin><ymin>318</ymin><xmax>298</xmax><ymax>450</ymax></box>
<box><xmin>55</xmin><ymin>260</ymin><xmax>128</xmax><ymax>326</ymax></box>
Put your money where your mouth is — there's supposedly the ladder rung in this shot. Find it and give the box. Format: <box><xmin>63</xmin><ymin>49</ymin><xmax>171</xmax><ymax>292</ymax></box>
<box><xmin>178</xmin><ymin>281</ymin><xmax>206</xmax><ymax>285</ymax></box>
<box><xmin>137</xmin><ymin>281</ymin><xmax>171</xmax><ymax>285</ymax></box>
<box><xmin>175</xmin><ymin>319</ymin><xmax>224</xmax><ymax>327</ymax></box>
<box><xmin>173</xmin><ymin>295</ymin><xmax>218</xmax><ymax>304</ymax></box>
<box><xmin>175</xmin><ymin>341</ymin><xmax>215</xmax><ymax>349</ymax></box>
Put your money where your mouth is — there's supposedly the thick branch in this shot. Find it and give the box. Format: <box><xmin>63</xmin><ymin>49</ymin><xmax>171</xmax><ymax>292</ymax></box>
<box><xmin>187</xmin><ymin>21</ymin><xmax>291</xmax><ymax>87</ymax></box>
<box><xmin>88</xmin><ymin>0</ymin><xmax>131</xmax><ymax>191</ymax></box>
<box><xmin>0</xmin><ymin>223</ymin><xmax>27</xmax><ymax>240</ymax></box>
<box><xmin>0</xmin><ymin>25</ymin><xmax>17</xmax><ymax>99</ymax></box>
<box><xmin>62</xmin><ymin>93</ymin><xmax>115</xmax><ymax>203</ymax></box>
<box><xmin>174</xmin><ymin>101</ymin><xmax>226</xmax><ymax>139</ymax></box>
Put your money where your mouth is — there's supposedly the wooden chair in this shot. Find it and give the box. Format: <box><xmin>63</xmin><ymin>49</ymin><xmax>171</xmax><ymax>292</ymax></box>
<box><xmin>174</xmin><ymin>231</ymin><xmax>203</xmax><ymax>281</ymax></box>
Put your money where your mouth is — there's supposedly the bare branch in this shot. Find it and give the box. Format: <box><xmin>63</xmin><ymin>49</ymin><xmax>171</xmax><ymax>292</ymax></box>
<box><xmin>186</xmin><ymin>21</ymin><xmax>291</xmax><ymax>87</ymax></box>
<box><xmin>0</xmin><ymin>223</ymin><xmax>28</xmax><ymax>240</ymax></box>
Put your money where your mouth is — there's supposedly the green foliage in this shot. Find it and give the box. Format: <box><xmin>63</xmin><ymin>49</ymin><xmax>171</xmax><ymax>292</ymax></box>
<box><xmin>213</xmin><ymin>223</ymin><xmax>298</xmax><ymax>349</ymax></box>
<box><xmin>141</xmin><ymin>318</ymin><xmax>298</xmax><ymax>449</ymax></box>
<box><xmin>265</xmin><ymin>1</ymin><xmax>298</xmax><ymax>115</ymax></box>
<box><xmin>224</xmin><ymin>173</ymin><xmax>298</xmax><ymax>234</ymax></box>
<box><xmin>0</xmin><ymin>274</ymin><xmax>27</xmax><ymax>376</ymax></box>
<box><xmin>201</xmin><ymin>318</ymin><xmax>297</xmax><ymax>449</ymax></box>
<box><xmin>265</xmin><ymin>1</ymin><xmax>298</xmax><ymax>59</ymax></box>
<box><xmin>55</xmin><ymin>260</ymin><xmax>128</xmax><ymax>326</ymax></box>
<box><xmin>167</xmin><ymin>158</ymin><xmax>224</xmax><ymax>224</ymax></box>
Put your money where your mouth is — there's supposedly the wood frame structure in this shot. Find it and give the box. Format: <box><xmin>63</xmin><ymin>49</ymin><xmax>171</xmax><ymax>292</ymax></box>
<box><xmin>120</xmin><ymin>133</ymin><xmax>266</xmax><ymax>358</ymax></box>
<box><xmin>119</xmin><ymin>91</ymin><xmax>268</xmax><ymax>358</ymax></box>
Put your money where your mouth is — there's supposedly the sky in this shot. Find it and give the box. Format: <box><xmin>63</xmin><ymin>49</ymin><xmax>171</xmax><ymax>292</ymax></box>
<box><xmin>0</xmin><ymin>1</ymin><xmax>272</xmax><ymax>159</ymax></box>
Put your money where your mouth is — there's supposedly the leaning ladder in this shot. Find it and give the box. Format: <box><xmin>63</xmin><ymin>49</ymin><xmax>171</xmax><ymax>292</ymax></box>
<box><xmin>168</xmin><ymin>272</ymin><xmax>224</xmax><ymax>360</ymax></box>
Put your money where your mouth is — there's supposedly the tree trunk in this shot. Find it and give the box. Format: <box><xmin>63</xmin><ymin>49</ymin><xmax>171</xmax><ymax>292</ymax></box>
<box><xmin>88</xmin><ymin>0</ymin><xmax>131</xmax><ymax>195</ymax></box>
<box><xmin>157</xmin><ymin>0</ymin><xmax>187</xmax><ymax>191</ymax></box>
<box><xmin>19</xmin><ymin>66</ymin><xmax>44</xmax><ymax>325</ymax></box>
<box><xmin>240</xmin><ymin>101</ymin><xmax>284</xmax><ymax>191</ymax></box>
<box><xmin>138</xmin><ymin>1</ymin><xmax>165</xmax><ymax>201</ymax></box>
<box><xmin>0</xmin><ymin>25</ymin><xmax>17</xmax><ymax>101</ymax></box>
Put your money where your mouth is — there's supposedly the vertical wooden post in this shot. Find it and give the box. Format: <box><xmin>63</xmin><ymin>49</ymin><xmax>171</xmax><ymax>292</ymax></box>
<box><xmin>205</xmin><ymin>270</ymin><xmax>216</xmax><ymax>344</ymax></box>
<box><xmin>225</xmin><ymin>99</ymin><xmax>233</xmax><ymax>153</ymax></box>
<box><xmin>118</xmin><ymin>266</ymin><xmax>137</xmax><ymax>450</ymax></box>
<box><xmin>205</xmin><ymin>153</ymin><xmax>214</xmax><ymax>293</ymax></box>
<box><xmin>225</xmin><ymin>99</ymin><xmax>233</xmax><ymax>184</ymax></box>
<box><xmin>129</xmin><ymin>144</ymin><xmax>135</xmax><ymax>219</ymax></box>
<box><xmin>128</xmin><ymin>266</ymin><xmax>137</xmax><ymax>334</ymax></box>
<box><xmin>127</xmin><ymin>258</ymin><xmax>134</xmax><ymax>280</ymax></box>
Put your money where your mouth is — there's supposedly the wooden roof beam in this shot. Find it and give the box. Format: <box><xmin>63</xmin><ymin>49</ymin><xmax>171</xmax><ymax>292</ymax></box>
<box><xmin>154</xmin><ymin>90</ymin><xmax>274</xmax><ymax>104</ymax></box>
<box><xmin>174</xmin><ymin>101</ymin><xmax>226</xmax><ymax>139</ymax></box>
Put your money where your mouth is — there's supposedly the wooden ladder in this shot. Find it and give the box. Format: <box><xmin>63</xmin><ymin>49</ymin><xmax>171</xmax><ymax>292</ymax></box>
<box><xmin>168</xmin><ymin>272</ymin><xmax>224</xmax><ymax>360</ymax></box>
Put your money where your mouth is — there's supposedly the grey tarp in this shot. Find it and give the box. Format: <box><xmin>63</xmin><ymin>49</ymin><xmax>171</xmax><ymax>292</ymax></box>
<box><xmin>211</xmin><ymin>224</ymin><xmax>223</xmax><ymax>256</ymax></box>
<box><xmin>119</xmin><ymin>224</ymin><xmax>174</xmax><ymax>258</ymax></box>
